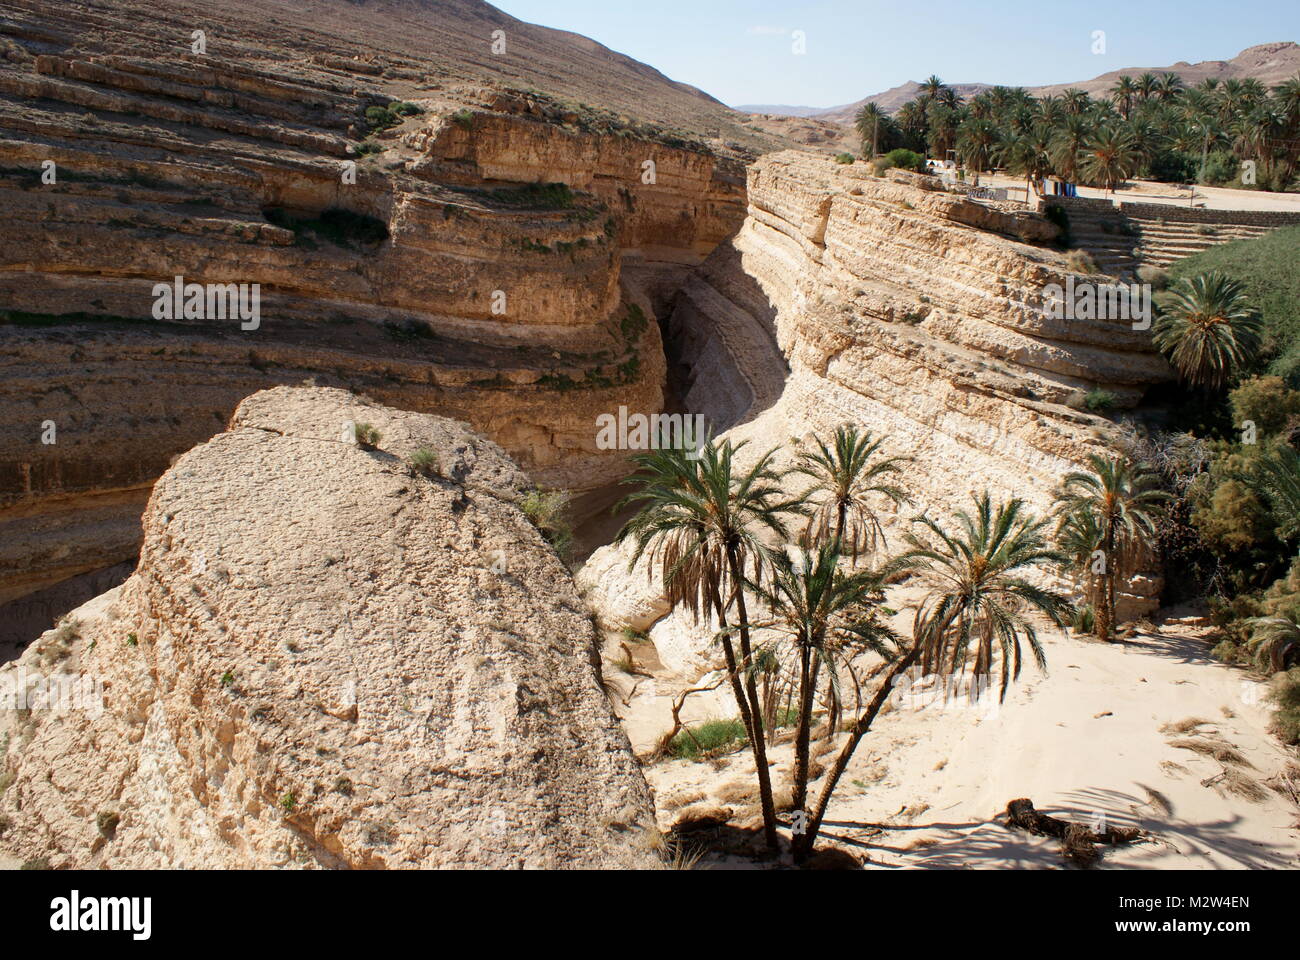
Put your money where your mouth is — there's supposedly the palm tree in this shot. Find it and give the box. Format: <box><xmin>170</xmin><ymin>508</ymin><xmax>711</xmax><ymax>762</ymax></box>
<box><xmin>926</xmin><ymin>103</ymin><xmax>961</xmax><ymax>160</ymax></box>
<box><xmin>1000</xmin><ymin>126</ymin><xmax>1054</xmax><ymax>201</ymax></box>
<box><xmin>1080</xmin><ymin>126</ymin><xmax>1143</xmax><ymax>195</ymax></box>
<box><xmin>895</xmin><ymin>100</ymin><xmax>928</xmax><ymax>152</ymax></box>
<box><xmin>1049</xmin><ymin>114</ymin><xmax>1091</xmax><ymax>184</ymax></box>
<box><xmin>798</xmin><ymin>493</ymin><xmax>1070</xmax><ymax>857</ymax></box>
<box><xmin>855</xmin><ymin>102</ymin><xmax>887</xmax><ymax>159</ymax></box>
<box><xmin>1246</xmin><ymin>616</ymin><xmax>1300</xmax><ymax>673</ymax></box>
<box><xmin>957</xmin><ymin>117</ymin><xmax>1001</xmax><ymax>185</ymax></box>
<box><xmin>1053</xmin><ymin>455</ymin><xmax>1168</xmax><ymax>643</ymax></box>
<box><xmin>1155</xmin><ymin>72</ymin><xmax>1184</xmax><ymax>103</ymax></box>
<box><xmin>616</xmin><ymin>439</ymin><xmax>805</xmax><ymax>849</ymax></box>
<box><xmin>1061</xmin><ymin>88</ymin><xmax>1091</xmax><ymax>116</ymax></box>
<box><xmin>1153</xmin><ymin>272</ymin><xmax>1263</xmax><ymax>390</ymax></box>
<box><xmin>745</xmin><ymin>542</ymin><xmax>898</xmax><ymax>862</ymax></box>
<box><xmin>794</xmin><ymin>426</ymin><xmax>911</xmax><ymax>562</ymax></box>
<box><xmin>1241</xmin><ymin>443</ymin><xmax>1300</xmax><ymax>545</ymax></box>
<box><xmin>1111</xmin><ymin>75</ymin><xmax>1138</xmax><ymax>119</ymax></box>
<box><xmin>921</xmin><ymin>75</ymin><xmax>947</xmax><ymax>103</ymax></box>
<box><xmin>1136</xmin><ymin>72</ymin><xmax>1159</xmax><ymax>103</ymax></box>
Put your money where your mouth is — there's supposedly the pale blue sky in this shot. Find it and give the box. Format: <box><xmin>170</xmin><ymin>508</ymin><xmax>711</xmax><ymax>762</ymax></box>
<box><xmin>492</xmin><ymin>0</ymin><xmax>1300</xmax><ymax>108</ymax></box>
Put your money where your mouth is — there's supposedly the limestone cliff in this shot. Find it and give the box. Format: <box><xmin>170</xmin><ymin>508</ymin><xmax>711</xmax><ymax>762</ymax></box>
<box><xmin>582</xmin><ymin>154</ymin><xmax>1172</xmax><ymax>673</ymax></box>
<box><xmin>0</xmin><ymin>387</ymin><xmax>658</xmax><ymax>869</ymax></box>
<box><xmin>0</xmin><ymin>0</ymin><xmax>751</xmax><ymax>611</ymax></box>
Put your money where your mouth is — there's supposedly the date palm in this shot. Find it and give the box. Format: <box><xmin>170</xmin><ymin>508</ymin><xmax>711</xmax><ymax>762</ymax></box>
<box><xmin>1001</xmin><ymin>126</ymin><xmax>1055</xmax><ymax>200</ymax></box>
<box><xmin>1155</xmin><ymin>72</ymin><xmax>1184</xmax><ymax>103</ymax></box>
<box><xmin>745</xmin><ymin>542</ymin><xmax>899</xmax><ymax>861</ymax></box>
<box><xmin>855</xmin><ymin>102</ymin><xmax>887</xmax><ymax>158</ymax></box>
<box><xmin>1061</xmin><ymin>88</ymin><xmax>1091</xmax><ymax>116</ymax></box>
<box><xmin>1111</xmin><ymin>75</ymin><xmax>1138</xmax><ymax>119</ymax></box>
<box><xmin>1050</xmin><ymin>114</ymin><xmax>1090</xmax><ymax>184</ymax></box>
<box><xmin>1081</xmin><ymin>126</ymin><xmax>1142</xmax><ymax>195</ymax></box>
<box><xmin>616</xmin><ymin>439</ymin><xmax>804</xmax><ymax>849</ymax></box>
<box><xmin>1153</xmin><ymin>272</ymin><xmax>1262</xmax><ymax>391</ymax></box>
<box><xmin>1246</xmin><ymin>616</ymin><xmax>1300</xmax><ymax>673</ymax></box>
<box><xmin>799</xmin><ymin>493</ymin><xmax>1070</xmax><ymax>858</ymax></box>
<box><xmin>957</xmin><ymin>117</ymin><xmax>1001</xmax><ymax>185</ymax></box>
<box><xmin>1053</xmin><ymin>455</ymin><xmax>1168</xmax><ymax>642</ymax></box>
<box><xmin>793</xmin><ymin>425</ymin><xmax>911</xmax><ymax>563</ymax></box>
<box><xmin>1136</xmin><ymin>72</ymin><xmax>1159</xmax><ymax>103</ymax></box>
<box><xmin>1241</xmin><ymin>443</ymin><xmax>1300</xmax><ymax>545</ymax></box>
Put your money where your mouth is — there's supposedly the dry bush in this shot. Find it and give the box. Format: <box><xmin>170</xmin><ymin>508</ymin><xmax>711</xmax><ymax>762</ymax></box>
<box><xmin>1168</xmin><ymin>737</ymin><xmax>1251</xmax><ymax>767</ymax></box>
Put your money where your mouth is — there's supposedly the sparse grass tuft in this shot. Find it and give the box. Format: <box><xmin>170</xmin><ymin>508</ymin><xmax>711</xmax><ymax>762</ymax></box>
<box><xmin>1083</xmin><ymin>389</ymin><xmax>1118</xmax><ymax>413</ymax></box>
<box><xmin>520</xmin><ymin>489</ymin><xmax>574</xmax><ymax>558</ymax></box>
<box><xmin>409</xmin><ymin>447</ymin><xmax>439</xmax><ymax>477</ymax></box>
<box><xmin>353</xmin><ymin>422</ymin><xmax>381</xmax><ymax>450</ymax></box>
<box><xmin>1065</xmin><ymin>249</ymin><xmax>1101</xmax><ymax>274</ymax></box>
<box><xmin>668</xmin><ymin>717</ymin><xmax>748</xmax><ymax>760</ymax></box>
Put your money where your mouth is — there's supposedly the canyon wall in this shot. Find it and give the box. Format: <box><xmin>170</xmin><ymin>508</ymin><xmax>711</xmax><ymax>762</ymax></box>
<box><xmin>0</xmin><ymin>12</ymin><xmax>746</xmax><ymax>612</ymax></box>
<box><xmin>0</xmin><ymin>387</ymin><xmax>659</xmax><ymax>869</ymax></box>
<box><xmin>582</xmin><ymin>154</ymin><xmax>1173</xmax><ymax>674</ymax></box>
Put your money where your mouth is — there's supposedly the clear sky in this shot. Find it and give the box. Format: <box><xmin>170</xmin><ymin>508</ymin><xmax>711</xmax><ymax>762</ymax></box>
<box><xmin>492</xmin><ymin>0</ymin><xmax>1300</xmax><ymax>108</ymax></box>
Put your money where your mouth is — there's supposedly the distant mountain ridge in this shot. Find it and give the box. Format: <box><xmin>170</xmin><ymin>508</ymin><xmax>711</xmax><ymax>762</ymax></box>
<box><xmin>750</xmin><ymin>41</ymin><xmax>1300</xmax><ymax>123</ymax></box>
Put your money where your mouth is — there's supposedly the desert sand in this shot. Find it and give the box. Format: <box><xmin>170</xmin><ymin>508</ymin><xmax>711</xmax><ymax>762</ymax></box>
<box><xmin>609</xmin><ymin>591</ymin><xmax>1300</xmax><ymax>869</ymax></box>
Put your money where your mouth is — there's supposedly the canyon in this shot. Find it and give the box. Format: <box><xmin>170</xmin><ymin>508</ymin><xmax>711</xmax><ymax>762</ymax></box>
<box><xmin>2</xmin><ymin>0</ymin><xmax>1298</xmax><ymax>872</ymax></box>
<box><xmin>0</xmin><ymin>0</ymin><xmax>759</xmax><ymax>636</ymax></box>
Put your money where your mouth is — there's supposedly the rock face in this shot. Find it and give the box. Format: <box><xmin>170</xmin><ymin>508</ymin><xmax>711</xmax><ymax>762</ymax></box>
<box><xmin>0</xmin><ymin>0</ymin><xmax>760</xmax><ymax>611</ymax></box>
<box><xmin>0</xmin><ymin>387</ymin><xmax>658</xmax><ymax>868</ymax></box>
<box><xmin>583</xmin><ymin>154</ymin><xmax>1170</xmax><ymax>673</ymax></box>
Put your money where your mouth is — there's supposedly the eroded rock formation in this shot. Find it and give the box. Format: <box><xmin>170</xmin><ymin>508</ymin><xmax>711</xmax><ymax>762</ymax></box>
<box><xmin>0</xmin><ymin>0</ymin><xmax>756</xmax><ymax>611</ymax></box>
<box><xmin>0</xmin><ymin>387</ymin><xmax>658</xmax><ymax>868</ymax></box>
<box><xmin>582</xmin><ymin>154</ymin><xmax>1172</xmax><ymax>673</ymax></box>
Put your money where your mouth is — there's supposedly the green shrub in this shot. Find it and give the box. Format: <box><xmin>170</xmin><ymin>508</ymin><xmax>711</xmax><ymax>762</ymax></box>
<box><xmin>1083</xmin><ymin>389</ymin><xmax>1117</xmax><ymax>412</ymax></box>
<box><xmin>1268</xmin><ymin>668</ymin><xmax>1300</xmax><ymax>744</ymax></box>
<box><xmin>668</xmin><ymin>718</ymin><xmax>748</xmax><ymax>760</ymax></box>
<box><xmin>485</xmin><ymin>182</ymin><xmax>575</xmax><ymax>209</ymax></box>
<box><xmin>451</xmin><ymin>108</ymin><xmax>475</xmax><ymax>130</ymax></box>
<box><xmin>353</xmin><ymin>422</ymin><xmax>381</xmax><ymax>449</ymax></box>
<box><xmin>409</xmin><ymin>447</ymin><xmax>439</xmax><ymax>477</ymax></box>
<box><xmin>884</xmin><ymin>148</ymin><xmax>925</xmax><ymax>172</ymax></box>
<box><xmin>871</xmin><ymin>157</ymin><xmax>894</xmax><ymax>177</ymax></box>
<box><xmin>834</xmin><ymin>152</ymin><xmax>855</xmax><ymax>164</ymax></box>
<box><xmin>1043</xmin><ymin>203</ymin><xmax>1071</xmax><ymax>244</ymax></box>
<box><xmin>365</xmin><ymin>101</ymin><xmax>423</xmax><ymax>133</ymax></box>
<box><xmin>1230</xmin><ymin>376</ymin><xmax>1300</xmax><ymax>438</ymax></box>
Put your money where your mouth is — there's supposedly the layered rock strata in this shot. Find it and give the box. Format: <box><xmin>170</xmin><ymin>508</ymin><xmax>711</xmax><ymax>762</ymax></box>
<box><xmin>0</xmin><ymin>387</ymin><xmax>658</xmax><ymax>869</ymax></box>
<box><xmin>582</xmin><ymin>154</ymin><xmax>1172</xmax><ymax>673</ymax></box>
<box><xmin>0</xmin><ymin>2</ymin><xmax>749</xmax><ymax>609</ymax></box>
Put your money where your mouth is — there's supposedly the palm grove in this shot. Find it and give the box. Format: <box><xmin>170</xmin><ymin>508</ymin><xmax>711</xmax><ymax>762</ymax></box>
<box><xmin>610</xmin><ymin>423</ymin><xmax>1159</xmax><ymax>861</ymax></box>
<box><xmin>601</xmin><ymin>241</ymin><xmax>1300</xmax><ymax>858</ymax></box>
<box><xmin>855</xmin><ymin>72</ymin><xmax>1300</xmax><ymax>193</ymax></box>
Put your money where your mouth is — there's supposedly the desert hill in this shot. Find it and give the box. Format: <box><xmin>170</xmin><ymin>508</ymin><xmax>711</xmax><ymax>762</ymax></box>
<box><xmin>763</xmin><ymin>41</ymin><xmax>1300</xmax><ymax>122</ymax></box>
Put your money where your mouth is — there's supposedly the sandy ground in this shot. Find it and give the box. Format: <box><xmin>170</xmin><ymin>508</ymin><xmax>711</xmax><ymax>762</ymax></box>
<box><xmin>608</xmin><ymin>596</ymin><xmax>1300</xmax><ymax>870</ymax></box>
<box><xmin>980</xmin><ymin>172</ymin><xmax>1300</xmax><ymax>213</ymax></box>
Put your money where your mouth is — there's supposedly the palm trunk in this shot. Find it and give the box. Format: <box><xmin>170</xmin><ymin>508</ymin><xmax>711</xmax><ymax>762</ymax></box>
<box><xmin>792</xmin><ymin>642</ymin><xmax>815</xmax><ymax>821</ymax></box>
<box><xmin>794</xmin><ymin>641</ymin><xmax>921</xmax><ymax>863</ymax></box>
<box><xmin>1096</xmin><ymin>524</ymin><xmax>1116</xmax><ymax>643</ymax></box>
<box><xmin>709</xmin><ymin>585</ymin><xmax>755</xmax><ymax>747</ymax></box>
<box><xmin>726</xmin><ymin>549</ymin><xmax>778</xmax><ymax>851</ymax></box>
